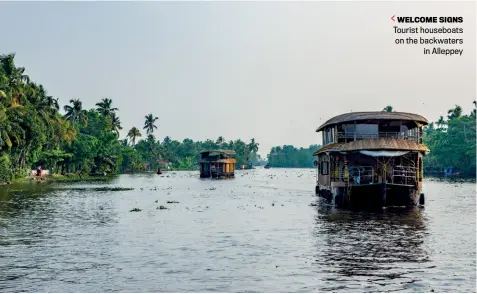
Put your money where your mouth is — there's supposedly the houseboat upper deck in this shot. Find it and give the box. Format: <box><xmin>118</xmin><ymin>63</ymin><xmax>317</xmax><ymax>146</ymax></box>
<box><xmin>199</xmin><ymin>150</ymin><xmax>236</xmax><ymax>179</ymax></box>
<box><xmin>314</xmin><ymin>111</ymin><xmax>430</xmax><ymax>208</ymax></box>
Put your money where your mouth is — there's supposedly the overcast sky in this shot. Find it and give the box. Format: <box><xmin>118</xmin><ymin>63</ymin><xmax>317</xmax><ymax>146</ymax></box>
<box><xmin>1</xmin><ymin>1</ymin><xmax>475</xmax><ymax>156</ymax></box>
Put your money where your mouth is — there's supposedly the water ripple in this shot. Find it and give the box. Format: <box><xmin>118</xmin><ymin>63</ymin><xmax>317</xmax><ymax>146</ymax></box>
<box><xmin>0</xmin><ymin>170</ymin><xmax>475</xmax><ymax>292</ymax></box>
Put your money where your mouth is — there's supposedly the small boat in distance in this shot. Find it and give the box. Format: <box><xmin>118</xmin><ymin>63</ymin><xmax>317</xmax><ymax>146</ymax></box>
<box><xmin>199</xmin><ymin>150</ymin><xmax>236</xmax><ymax>179</ymax></box>
<box><xmin>314</xmin><ymin>111</ymin><xmax>429</xmax><ymax>208</ymax></box>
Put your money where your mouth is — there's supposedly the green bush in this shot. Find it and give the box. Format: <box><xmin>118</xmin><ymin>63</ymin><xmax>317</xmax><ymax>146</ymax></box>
<box><xmin>0</xmin><ymin>154</ymin><xmax>12</xmax><ymax>181</ymax></box>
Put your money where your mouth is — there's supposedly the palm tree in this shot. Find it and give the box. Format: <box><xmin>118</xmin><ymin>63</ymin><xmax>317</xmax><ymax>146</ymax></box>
<box><xmin>143</xmin><ymin>113</ymin><xmax>158</xmax><ymax>135</ymax></box>
<box><xmin>127</xmin><ymin>127</ymin><xmax>142</xmax><ymax>145</ymax></box>
<box><xmin>248</xmin><ymin>138</ymin><xmax>259</xmax><ymax>153</ymax></box>
<box><xmin>0</xmin><ymin>54</ymin><xmax>29</xmax><ymax>107</ymax></box>
<box><xmin>383</xmin><ymin>105</ymin><xmax>393</xmax><ymax>112</ymax></box>
<box><xmin>447</xmin><ymin>105</ymin><xmax>462</xmax><ymax>120</ymax></box>
<box><xmin>437</xmin><ymin>116</ymin><xmax>446</xmax><ymax>129</ymax></box>
<box><xmin>45</xmin><ymin>96</ymin><xmax>59</xmax><ymax>112</ymax></box>
<box><xmin>111</xmin><ymin>113</ymin><xmax>122</xmax><ymax>136</ymax></box>
<box><xmin>216</xmin><ymin>136</ymin><xmax>225</xmax><ymax>146</ymax></box>
<box><xmin>63</xmin><ymin>99</ymin><xmax>87</xmax><ymax>126</ymax></box>
<box><xmin>120</xmin><ymin>139</ymin><xmax>129</xmax><ymax>147</ymax></box>
<box><xmin>0</xmin><ymin>105</ymin><xmax>13</xmax><ymax>149</ymax></box>
<box><xmin>0</xmin><ymin>102</ymin><xmax>24</xmax><ymax>150</ymax></box>
<box><xmin>146</xmin><ymin>134</ymin><xmax>159</xmax><ymax>161</ymax></box>
<box><xmin>0</xmin><ymin>53</ymin><xmax>30</xmax><ymax>88</ymax></box>
<box><xmin>243</xmin><ymin>138</ymin><xmax>259</xmax><ymax>165</ymax></box>
<box><xmin>95</xmin><ymin>98</ymin><xmax>118</xmax><ymax>118</ymax></box>
<box><xmin>163</xmin><ymin>136</ymin><xmax>171</xmax><ymax>144</ymax></box>
<box><xmin>0</xmin><ymin>70</ymin><xmax>6</xmax><ymax>99</ymax></box>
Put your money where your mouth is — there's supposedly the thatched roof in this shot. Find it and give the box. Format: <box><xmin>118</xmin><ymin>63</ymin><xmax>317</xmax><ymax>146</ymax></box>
<box><xmin>199</xmin><ymin>150</ymin><xmax>236</xmax><ymax>155</ymax></box>
<box><xmin>313</xmin><ymin>138</ymin><xmax>429</xmax><ymax>155</ymax></box>
<box><xmin>316</xmin><ymin>111</ymin><xmax>429</xmax><ymax>132</ymax></box>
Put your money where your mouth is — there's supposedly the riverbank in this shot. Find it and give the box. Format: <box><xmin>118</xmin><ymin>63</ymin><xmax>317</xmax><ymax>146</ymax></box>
<box><xmin>7</xmin><ymin>173</ymin><xmax>117</xmax><ymax>185</ymax></box>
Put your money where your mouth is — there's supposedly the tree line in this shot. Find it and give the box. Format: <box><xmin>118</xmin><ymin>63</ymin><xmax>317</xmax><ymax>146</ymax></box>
<box><xmin>422</xmin><ymin>104</ymin><xmax>476</xmax><ymax>176</ymax></box>
<box><xmin>265</xmin><ymin>105</ymin><xmax>476</xmax><ymax>177</ymax></box>
<box><xmin>0</xmin><ymin>53</ymin><xmax>259</xmax><ymax>181</ymax></box>
<box><xmin>266</xmin><ymin>145</ymin><xmax>321</xmax><ymax>168</ymax></box>
<box><xmin>1</xmin><ymin>53</ymin><xmax>474</xmax><ymax>180</ymax></box>
<box><xmin>120</xmin><ymin>136</ymin><xmax>260</xmax><ymax>172</ymax></box>
<box><xmin>384</xmin><ymin>104</ymin><xmax>476</xmax><ymax>176</ymax></box>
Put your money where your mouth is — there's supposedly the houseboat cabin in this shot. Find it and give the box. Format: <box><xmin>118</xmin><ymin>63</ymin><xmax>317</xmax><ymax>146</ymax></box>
<box><xmin>199</xmin><ymin>150</ymin><xmax>236</xmax><ymax>179</ymax></box>
<box><xmin>314</xmin><ymin>111</ymin><xmax>429</xmax><ymax>208</ymax></box>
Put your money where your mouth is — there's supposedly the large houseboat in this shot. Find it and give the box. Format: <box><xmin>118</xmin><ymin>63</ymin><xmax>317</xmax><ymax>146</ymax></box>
<box><xmin>199</xmin><ymin>150</ymin><xmax>236</xmax><ymax>178</ymax></box>
<box><xmin>314</xmin><ymin>111</ymin><xmax>429</xmax><ymax>208</ymax></box>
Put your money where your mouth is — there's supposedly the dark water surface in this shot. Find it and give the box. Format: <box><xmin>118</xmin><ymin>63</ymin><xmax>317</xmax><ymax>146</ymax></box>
<box><xmin>0</xmin><ymin>169</ymin><xmax>475</xmax><ymax>292</ymax></box>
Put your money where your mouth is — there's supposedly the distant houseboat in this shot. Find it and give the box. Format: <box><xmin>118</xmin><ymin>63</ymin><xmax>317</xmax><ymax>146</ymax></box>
<box><xmin>240</xmin><ymin>163</ymin><xmax>254</xmax><ymax>170</ymax></box>
<box><xmin>314</xmin><ymin>111</ymin><xmax>429</xmax><ymax>208</ymax></box>
<box><xmin>199</xmin><ymin>150</ymin><xmax>236</xmax><ymax>178</ymax></box>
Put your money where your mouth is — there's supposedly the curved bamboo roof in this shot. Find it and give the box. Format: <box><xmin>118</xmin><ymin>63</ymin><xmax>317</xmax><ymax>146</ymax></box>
<box><xmin>316</xmin><ymin>111</ymin><xmax>429</xmax><ymax>132</ymax></box>
<box><xmin>199</xmin><ymin>150</ymin><xmax>236</xmax><ymax>155</ymax></box>
<box><xmin>313</xmin><ymin>138</ymin><xmax>429</xmax><ymax>155</ymax></box>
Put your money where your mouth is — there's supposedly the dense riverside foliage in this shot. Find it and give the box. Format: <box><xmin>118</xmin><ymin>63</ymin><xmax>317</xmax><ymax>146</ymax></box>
<box><xmin>423</xmin><ymin>105</ymin><xmax>476</xmax><ymax>176</ymax></box>
<box><xmin>1</xmin><ymin>54</ymin><xmax>475</xmax><ymax>179</ymax></box>
<box><xmin>121</xmin><ymin>137</ymin><xmax>260</xmax><ymax>172</ymax></box>
<box><xmin>266</xmin><ymin>145</ymin><xmax>321</xmax><ymax>168</ymax></box>
<box><xmin>266</xmin><ymin>105</ymin><xmax>476</xmax><ymax>176</ymax></box>
<box><xmin>0</xmin><ymin>54</ymin><xmax>259</xmax><ymax>181</ymax></box>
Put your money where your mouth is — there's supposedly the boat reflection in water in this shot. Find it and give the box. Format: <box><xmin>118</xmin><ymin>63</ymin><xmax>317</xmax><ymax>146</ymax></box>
<box><xmin>312</xmin><ymin>204</ymin><xmax>429</xmax><ymax>292</ymax></box>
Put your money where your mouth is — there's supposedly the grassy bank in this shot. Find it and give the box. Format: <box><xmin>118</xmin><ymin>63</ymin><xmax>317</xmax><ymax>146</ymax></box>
<box><xmin>9</xmin><ymin>173</ymin><xmax>117</xmax><ymax>184</ymax></box>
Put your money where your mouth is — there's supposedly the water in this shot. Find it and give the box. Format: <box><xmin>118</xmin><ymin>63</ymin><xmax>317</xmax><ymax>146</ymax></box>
<box><xmin>0</xmin><ymin>169</ymin><xmax>475</xmax><ymax>292</ymax></box>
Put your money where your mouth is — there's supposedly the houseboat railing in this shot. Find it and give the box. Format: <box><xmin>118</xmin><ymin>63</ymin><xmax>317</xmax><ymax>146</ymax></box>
<box><xmin>336</xmin><ymin>132</ymin><xmax>421</xmax><ymax>142</ymax></box>
<box><xmin>348</xmin><ymin>166</ymin><xmax>374</xmax><ymax>185</ymax></box>
<box><xmin>392</xmin><ymin>165</ymin><xmax>417</xmax><ymax>185</ymax></box>
<box><xmin>328</xmin><ymin>165</ymin><xmax>418</xmax><ymax>186</ymax></box>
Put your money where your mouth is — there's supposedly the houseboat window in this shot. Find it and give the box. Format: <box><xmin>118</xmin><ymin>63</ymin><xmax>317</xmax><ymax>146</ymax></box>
<box><xmin>405</xmin><ymin>127</ymin><xmax>418</xmax><ymax>140</ymax></box>
<box><xmin>344</xmin><ymin>124</ymin><xmax>355</xmax><ymax>133</ymax></box>
<box><xmin>325</xmin><ymin>128</ymin><xmax>333</xmax><ymax>144</ymax></box>
<box><xmin>355</xmin><ymin>124</ymin><xmax>378</xmax><ymax>138</ymax></box>
<box><xmin>320</xmin><ymin>162</ymin><xmax>329</xmax><ymax>175</ymax></box>
<box><xmin>342</xmin><ymin>124</ymin><xmax>355</xmax><ymax>141</ymax></box>
<box><xmin>322</xmin><ymin>128</ymin><xmax>332</xmax><ymax>145</ymax></box>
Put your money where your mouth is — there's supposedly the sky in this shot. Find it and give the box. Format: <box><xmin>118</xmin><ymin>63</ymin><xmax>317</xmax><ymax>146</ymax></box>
<box><xmin>1</xmin><ymin>1</ymin><xmax>475</xmax><ymax>156</ymax></box>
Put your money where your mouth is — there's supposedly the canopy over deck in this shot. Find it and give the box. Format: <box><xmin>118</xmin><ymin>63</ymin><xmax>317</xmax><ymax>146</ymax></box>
<box><xmin>359</xmin><ymin>150</ymin><xmax>410</xmax><ymax>157</ymax></box>
<box><xmin>313</xmin><ymin>138</ymin><xmax>429</xmax><ymax>155</ymax></box>
<box><xmin>200</xmin><ymin>150</ymin><xmax>236</xmax><ymax>158</ymax></box>
<box><xmin>316</xmin><ymin>111</ymin><xmax>429</xmax><ymax>132</ymax></box>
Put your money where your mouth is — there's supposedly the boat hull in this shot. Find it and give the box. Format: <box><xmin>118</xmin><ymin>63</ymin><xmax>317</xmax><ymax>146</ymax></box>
<box><xmin>200</xmin><ymin>172</ymin><xmax>235</xmax><ymax>179</ymax></box>
<box><xmin>316</xmin><ymin>183</ymin><xmax>421</xmax><ymax>208</ymax></box>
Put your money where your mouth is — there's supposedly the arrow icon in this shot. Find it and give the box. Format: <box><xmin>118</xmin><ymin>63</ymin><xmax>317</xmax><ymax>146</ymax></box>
<box><xmin>391</xmin><ymin>15</ymin><xmax>395</xmax><ymax>22</ymax></box>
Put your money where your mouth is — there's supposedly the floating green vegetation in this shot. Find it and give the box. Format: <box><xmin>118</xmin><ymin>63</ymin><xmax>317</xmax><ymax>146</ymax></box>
<box><xmin>59</xmin><ymin>187</ymin><xmax>134</xmax><ymax>192</ymax></box>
